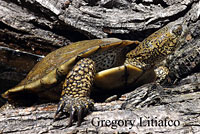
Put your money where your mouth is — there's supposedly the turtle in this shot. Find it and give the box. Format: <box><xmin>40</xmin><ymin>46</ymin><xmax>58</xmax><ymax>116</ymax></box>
<box><xmin>1</xmin><ymin>21</ymin><xmax>188</xmax><ymax>127</ymax></box>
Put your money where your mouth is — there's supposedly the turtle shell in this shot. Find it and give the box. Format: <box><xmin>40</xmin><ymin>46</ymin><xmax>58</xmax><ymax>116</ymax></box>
<box><xmin>2</xmin><ymin>38</ymin><xmax>155</xmax><ymax>101</ymax></box>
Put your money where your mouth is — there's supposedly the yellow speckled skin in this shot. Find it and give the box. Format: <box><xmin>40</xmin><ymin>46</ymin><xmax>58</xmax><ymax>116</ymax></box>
<box><xmin>2</xmin><ymin>21</ymin><xmax>188</xmax><ymax>127</ymax></box>
<box><xmin>55</xmin><ymin>58</ymin><xmax>95</xmax><ymax>126</ymax></box>
<box><xmin>125</xmin><ymin>22</ymin><xmax>187</xmax><ymax>69</ymax></box>
<box><xmin>62</xmin><ymin>58</ymin><xmax>95</xmax><ymax>98</ymax></box>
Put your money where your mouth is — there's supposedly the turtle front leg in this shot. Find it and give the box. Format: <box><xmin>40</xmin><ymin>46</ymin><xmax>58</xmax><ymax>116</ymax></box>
<box><xmin>54</xmin><ymin>58</ymin><xmax>95</xmax><ymax>127</ymax></box>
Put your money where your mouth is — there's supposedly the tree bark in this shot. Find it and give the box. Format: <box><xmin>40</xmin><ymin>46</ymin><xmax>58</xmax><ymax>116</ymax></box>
<box><xmin>0</xmin><ymin>0</ymin><xmax>200</xmax><ymax>133</ymax></box>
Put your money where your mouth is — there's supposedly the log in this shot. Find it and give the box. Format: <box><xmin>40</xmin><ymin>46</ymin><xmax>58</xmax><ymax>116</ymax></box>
<box><xmin>0</xmin><ymin>73</ymin><xmax>199</xmax><ymax>133</ymax></box>
<box><xmin>0</xmin><ymin>0</ymin><xmax>200</xmax><ymax>133</ymax></box>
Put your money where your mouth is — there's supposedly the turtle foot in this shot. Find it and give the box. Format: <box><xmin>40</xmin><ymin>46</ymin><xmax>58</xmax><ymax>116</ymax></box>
<box><xmin>54</xmin><ymin>95</ymin><xmax>94</xmax><ymax>127</ymax></box>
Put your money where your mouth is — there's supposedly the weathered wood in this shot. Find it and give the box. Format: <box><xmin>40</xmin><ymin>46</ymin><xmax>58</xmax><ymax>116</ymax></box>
<box><xmin>0</xmin><ymin>0</ymin><xmax>200</xmax><ymax>133</ymax></box>
<box><xmin>0</xmin><ymin>73</ymin><xmax>199</xmax><ymax>133</ymax></box>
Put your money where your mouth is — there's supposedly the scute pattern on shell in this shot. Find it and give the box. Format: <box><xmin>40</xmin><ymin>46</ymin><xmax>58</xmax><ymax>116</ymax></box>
<box><xmin>89</xmin><ymin>46</ymin><xmax>126</xmax><ymax>72</ymax></box>
<box><xmin>17</xmin><ymin>39</ymin><xmax>122</xmax><ymax>87</ymax></box>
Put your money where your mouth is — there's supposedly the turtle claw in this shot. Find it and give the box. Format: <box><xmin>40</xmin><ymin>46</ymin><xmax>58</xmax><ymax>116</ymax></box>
<box><xmin>77</xmin><ymin>106</ymin><xmax>83</xmax><ymax>126</ymax></box>
<box><xmin>68</xmin><ymin>107</ymin><xmax>75</xmax><ymax>127</ymax></box>
<box><xmin>54</xmin><ymin>95</ymin><xmax>94</xmax><ymax>127</ymax></box>
<box><xmin>54</xmin><ymin>101</ymin><xmax>65</xmax><ymax>122</ymax></box>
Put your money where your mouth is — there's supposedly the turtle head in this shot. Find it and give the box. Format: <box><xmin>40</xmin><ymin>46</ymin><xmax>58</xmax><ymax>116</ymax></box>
<box><xmin>125</xmin><ymin>20</ymin><xmax>189</xmax><ymax>69</ymax></box>
<box><xmin>165</xmin><ymin>20</ymin><xmax>189</xmax><ymax>50</ymax></box>
<box><xmin>146</xmin><ymin>20</ymin><xmax>189</xmax><ymax>56</ymax></box>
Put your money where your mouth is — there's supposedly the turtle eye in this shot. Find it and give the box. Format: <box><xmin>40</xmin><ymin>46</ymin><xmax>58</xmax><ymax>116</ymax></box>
<box><xmin>172</xmin><ymin>24</ymin><xmax>183</xmax><ymax>36</ymax></box>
